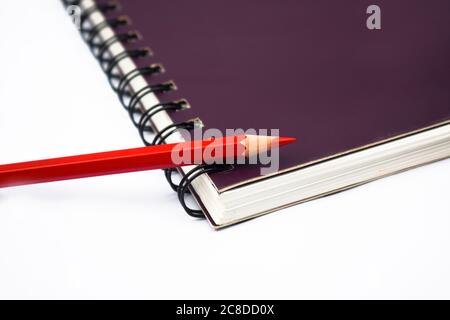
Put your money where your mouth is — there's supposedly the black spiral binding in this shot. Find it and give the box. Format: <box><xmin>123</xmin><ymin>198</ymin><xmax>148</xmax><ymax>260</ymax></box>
<box><xmin>61</xmin><ymin>0</ymin><xmax>231</xmax><ymax>218</ymax></box>
<box><xmin>177</xmin><ymin>164</ymin><xmax>234</xmax><ymax>217</ymax></box>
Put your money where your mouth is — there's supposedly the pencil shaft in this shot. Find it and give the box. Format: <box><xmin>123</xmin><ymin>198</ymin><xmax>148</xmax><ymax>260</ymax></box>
<box><xmin>0</xmin><ymin>139</ymin><xmax>237</xmax><ymax>188</ymax></box>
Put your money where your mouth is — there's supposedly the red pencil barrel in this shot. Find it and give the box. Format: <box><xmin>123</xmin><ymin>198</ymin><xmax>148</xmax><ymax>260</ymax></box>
<box><xmin>0</xmin><ymin>136</ymin><xmax>244</xmax><ymax>188</ymax></box>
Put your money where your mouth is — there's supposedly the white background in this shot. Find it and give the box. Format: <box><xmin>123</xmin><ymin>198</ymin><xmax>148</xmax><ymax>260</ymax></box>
<box><xmin>0</xmin><ymin>1</ymin><xmax>449</xmax><ymax>299</ymax></box>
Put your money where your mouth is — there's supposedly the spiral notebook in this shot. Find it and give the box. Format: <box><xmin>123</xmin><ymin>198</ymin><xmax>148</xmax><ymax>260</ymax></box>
<box><xmin>63</xmin><ymin>0</ymin><xmax>450</xmax><ymax>228</ymax></box>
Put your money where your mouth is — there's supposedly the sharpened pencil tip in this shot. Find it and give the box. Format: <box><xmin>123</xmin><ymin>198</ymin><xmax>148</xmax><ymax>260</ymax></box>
<box><xmin>243</xmin><ymin>135</ymin><xmax>296</xmax><ymax>158</ymax></box>
<box><xmin>276</xmin><ymin>136</ymin><xmax>297</xmax><ymax>147</ymax></box>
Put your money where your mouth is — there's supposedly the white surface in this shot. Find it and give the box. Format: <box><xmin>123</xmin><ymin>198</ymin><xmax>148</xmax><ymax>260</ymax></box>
<box><xmin>0</xmin><ymin>1</ymin><xmax>449</xmax><ymax>299</ymax></box>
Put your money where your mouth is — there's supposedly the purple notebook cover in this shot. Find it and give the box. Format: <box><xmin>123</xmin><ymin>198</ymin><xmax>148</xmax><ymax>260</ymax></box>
<box><xmin>101</xmin><ymin>0</ymin><xmax>450</xmax><ymax>191</ymax></box>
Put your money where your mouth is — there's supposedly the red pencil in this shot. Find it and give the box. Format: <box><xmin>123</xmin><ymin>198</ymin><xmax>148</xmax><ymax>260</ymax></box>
<box><xmin>0</xmin><ymin>135</ymin><xmax>295</xmax><ymax>188</ymax></box>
